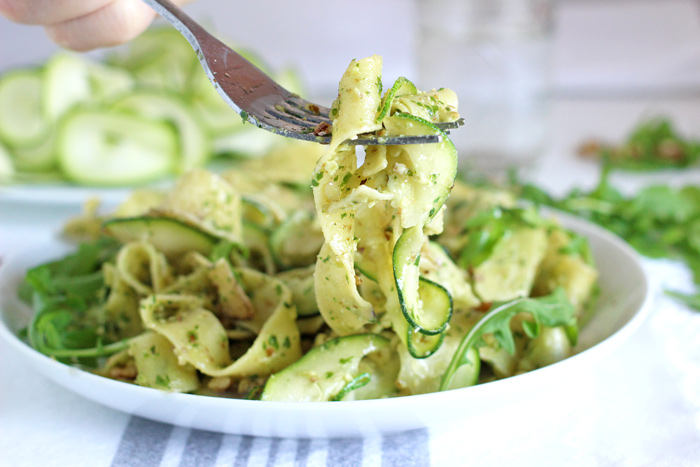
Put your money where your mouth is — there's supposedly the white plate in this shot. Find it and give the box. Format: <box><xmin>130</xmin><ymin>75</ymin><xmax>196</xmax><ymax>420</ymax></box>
<box><xmin>0</xmin><ymin>212</ymin><xmax>652</xmax><ymax>438</ymax></box>
<box><xmin>0</xmin><ymin>181</ymin><xmax>172</xmax><ymax>207</ymax></box>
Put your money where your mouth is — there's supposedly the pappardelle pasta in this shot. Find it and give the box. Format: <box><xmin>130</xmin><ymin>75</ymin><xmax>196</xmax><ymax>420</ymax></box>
<box><xmin>20</xmin><ymin>56</ymin><xmax>598</xmax><ymax>401</ymax></box>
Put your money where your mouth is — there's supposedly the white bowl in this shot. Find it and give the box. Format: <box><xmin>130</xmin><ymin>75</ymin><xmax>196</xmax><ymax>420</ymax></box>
<box><xmin>0</xmin><ymin>212</ymin><xmax>651</xmax><ymax>438</ymax></box>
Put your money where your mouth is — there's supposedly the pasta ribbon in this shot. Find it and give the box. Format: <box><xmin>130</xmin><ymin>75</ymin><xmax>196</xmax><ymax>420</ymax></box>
<box><xmin>140</xmin><ymin>269</ymin><xmax>301</xmax><ymax>378</ymax></box>
<box><xmin>116</xmin><ymin>241</ymin><xmax>172</xmax><ymax>295</ymax></box>
<box><xmin>159</xmin><ymin>169</ymin><xmax>243</xmax><ymax>243</ymax></box>
<box><xmin>312</xmin><ymin>58</ymin><xmax>459</xmax><ymax>349</ymax></box>
<box><xmin>129</xmin><ymin>331</ymin><xmax>199</xmax><ymax>392</ymax></box>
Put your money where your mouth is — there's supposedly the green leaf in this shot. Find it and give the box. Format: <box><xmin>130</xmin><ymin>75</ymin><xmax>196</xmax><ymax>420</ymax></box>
<box><xmin>665</xmin><ymin>290</ymin><xmax>700</xmax><ymax>312</ymax></box>
<box><xmin>686</xmin><ymin>220</ymin><xmax>700</xmax><ymax>255</ymax></box>
<box><xmin>557</xmin><ymin>233</ymin><xmax>593</xmax><ymax>264</ymax></box>
<box><xmin>209</xmin><ymin>239</ymin><xmax>238</xmax><ymax>262</ymax></box>
<box><xmin>439</xmin><ymin>288</ymin><xmax>576</xmax><ymax>391</ymax></box>
<box><xmin>21</xmin><ymin>236</ymin><xmax>118</xmax><ymax>305</ymax></box>
<box><xmin>628</xmin><ymin>186</ymin><xmax>696</xmax><ymax>223</ymax></box>
<box><xmin>51</xmin><ymin>237</ymin><xmax>119</xmax><ymax>277</ymax></box>
<box><xmin>22</xmin><ymin>236</ymin><xmax>127</xmax><ymax>361</ymax></box>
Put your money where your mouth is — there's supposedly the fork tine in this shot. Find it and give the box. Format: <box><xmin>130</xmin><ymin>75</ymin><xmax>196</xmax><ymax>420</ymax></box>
<box><xmin>275</xmin><ymin>100</ymin><xmax>333</xmax><ymax>126</ymax></box>
<box><xmin>285</xmin><ymin>96</ymin><xmax>333</xmax><ymax>118</ymax></box>
<box><xmin>273</xmin><ymin>98</ymin><xmax>463</xmax><ymax>134</ymax></box>
<box><xmin>265</xmin><ymin>107</ymin><xmax>321</xmax><ymax>133</ymax></box>
<box><xmin>434</xmin><ymin>118</ymin><xmax>465</xmax><ymax>130</ymax></box>
<box><xmin>263</xmin><ymin>100</ymin><xmax>457</xmax><ymax>145</ymax></box>
<box><xmin>307</xmin><ymin>135</ymin><xmax>444</xmax><ymax>145</ymax></box>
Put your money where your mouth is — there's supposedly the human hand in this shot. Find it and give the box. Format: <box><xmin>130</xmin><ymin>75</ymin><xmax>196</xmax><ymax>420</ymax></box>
<box><xmin>0</xmin><ymin>0</ymin><xmax>190</xmax><ymax>51</ymax></box>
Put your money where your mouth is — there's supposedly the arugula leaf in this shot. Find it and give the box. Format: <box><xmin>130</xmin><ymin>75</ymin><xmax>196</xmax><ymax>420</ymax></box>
<box><xmin>28</xmin><ymin>295</ymin><xmax>131</xmax><ymax>360</ymax></box>
<box><xmin>440</xmin><ymin>288</ymin><xmax>575</xmax><ymax>391</ymax></box>
<box><xmin>665</xmin><ymin>290</ymin><xmax>700</xmax><ymax>313</ymax></box>
<box><xmin>557</xmin><ymin>233</ymin><xmax>594</xmax><ymax>265</ymax></box>
<box><xmin>48</xmin><ymin>237</ymin><xmax>119</xmax><ymax>276</ymax></box>
<box><xmin>21</xmin><ymin>237</ymin><xmax>128</xmax><ymax>361</ymax></box>
<box><xmin>209</xmin><ymin>238</ymin><xmax>248</xmax><ymax>263</ymax></box>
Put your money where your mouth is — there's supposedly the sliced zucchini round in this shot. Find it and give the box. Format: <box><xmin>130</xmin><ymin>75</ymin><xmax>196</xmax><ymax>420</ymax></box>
<box><xmin>87</xmin><ymin>63</ymin><xmax>134</xmax><ymax>101</ymax></box>
<box><xmin>110</xmin><ymin>27</ymin><xmax>199</xmax><ymax>93</ymax></box>
<box><xmin>0</xmin><ymin>69</ymin><xmax>51</xmax><ymax>148</ymax></box>
<box><xmin>261</xmin><ymin>333</ymin><xmax>394</xmax><ymax>402</ymax></box>
<box><xmin>241</xmin><ymin>196</ymin><xmax>278</xmax><ymax>229</ymax></box>
<box><xmin>376</xmin><ymin>76</ymin><xmax>418</xmax><ymax>123</ymax></box>
<box><xmin>11</xmin><ymin>130</ymin><xmax>57</xmax><ymax>172</ymax></box>
<box><xmin>108</xmin><ymin>27</ymin><xmax>191</xmax><ymax>71</ymax></box>
<box><xmin>103</xmin><ymin>216</ymin><xmax>218</xmax><ymax>256</ymax></box>
<box><xmin>240</xmin><ymin>221</ymin><xmax>275</xmax><ymax>274</ymax></box>
<box><xmin>276</xmin><ymin>266</ymin><xmax>319</xmax><ymax>318</ymax></box>
<box><xmin>57</xmin><ymin>108</ymin><xmax>176</xmax><ymax>186</ymax></box>
<box><xmin>112</xmin><ymin>91</ymin><xmax>210</xmax><ymax>172</ymax></box>
<box><xmin>407</xmin><ymin>328</ymin><xmax>445</xmax><ymax>359</ymax></box>
<box><xmin>191</xmin><ymin>99</ymin><xmax>246</xmax><ymax>136</ymax></box>
<box><xmin>213</xmin><ymin>127</ymin><xmax>282</xmax><ymax>158</ymax></box>
<box><xmin>270</xmin><ymin>210</ymin><xmax>324</xmax><ymax>269</ymax></box>
<box><xmin>394</xmin><ymin>226</ymin><xmax>453</xmax><ymax>335</ymax></box>
<box><xmin>0</xmin><ymin>142</ymin><xmax>14</xmax><ymax>178</ymax></box>
<box><xmin>382</xmin><ymin>113</ymin><xmax>457</xmax><ymax>226</ymax></box>
<box><xmin>43</xmin><ymin>53</ymin><xmax>91</xmax><ymax>121</ymax></box>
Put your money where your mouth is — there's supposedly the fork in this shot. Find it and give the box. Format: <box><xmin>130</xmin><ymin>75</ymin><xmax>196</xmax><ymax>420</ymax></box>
<box><xmin>141</xmin><ymin>0</ymin><xmax>464</xmax><ymax>145</ymax></box>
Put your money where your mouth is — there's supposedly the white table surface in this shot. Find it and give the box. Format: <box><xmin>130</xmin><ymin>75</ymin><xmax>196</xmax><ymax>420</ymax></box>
<box><xmin>2</xmin><ymin>1</ymin><xmax>700</xmax><ymax>466</ymax></box>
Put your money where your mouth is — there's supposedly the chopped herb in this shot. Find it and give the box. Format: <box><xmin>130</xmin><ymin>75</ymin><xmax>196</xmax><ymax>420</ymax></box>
<box><xmin>155</xmin><ymin>374</ymin><xmax>171</xmax><ymax>388</ymax></box>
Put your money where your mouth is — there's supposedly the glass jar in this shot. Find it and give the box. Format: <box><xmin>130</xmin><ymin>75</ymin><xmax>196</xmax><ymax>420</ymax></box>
<box><xmin>415</xmin><ymin>0</ymin><xmax>554</xmax><ymax>173</ymax></box>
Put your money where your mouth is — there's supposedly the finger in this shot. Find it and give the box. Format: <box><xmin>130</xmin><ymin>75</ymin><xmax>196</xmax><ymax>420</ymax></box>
<box><xmin>45</xmin><ymin>0</ymin><xmax>156</xmax><ymax>52</ymax></box>
<box><xmin>0</xmin><ymin>0</ymin><xmax>113</xmax><ymax>26</ymax></box>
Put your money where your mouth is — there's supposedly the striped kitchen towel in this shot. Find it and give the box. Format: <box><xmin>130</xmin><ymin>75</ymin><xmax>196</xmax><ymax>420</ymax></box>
<box><xmin>111</xmin><ymin>417</ymin><xmax>430</xmax><ymax>467</ymax></box>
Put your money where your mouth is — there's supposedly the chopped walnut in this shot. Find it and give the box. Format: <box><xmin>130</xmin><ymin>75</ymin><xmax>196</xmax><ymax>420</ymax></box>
<box><xmin>355</xmin><ymin>273</ymin><xmax>363</xmax><ymax>287</ymax></box>
<box><xmin>393</xmin><ymin>162</ymin><xmax>408</xmax><ymax>175</ymax></box>
<box><xmin>208</xmin><ymin>376</ymin><xmax>233</xmax><ymax>392</ymax></box>
<box><xmin>313</xmin><ymin>122</ymin><xmax>332</xmax><ymax>137</ymax></box>
<box><xmin>238</xmin><ymin>376</ymin><xmax>267</xmax><ymax>394</ymax></box>
<box><xmin>577</xmin><ymin>139</ymin><xmax>604</xmax><ymax>158</ymax></box>
<box><xmin>658</xmin><ymin>139</ymin><xmax>684</xmax><ymax>161</ymax></box>
<box><xmin>109</xmin><ymin>363</ymin><xmax>138</xmax><ymax>381</ymax></box>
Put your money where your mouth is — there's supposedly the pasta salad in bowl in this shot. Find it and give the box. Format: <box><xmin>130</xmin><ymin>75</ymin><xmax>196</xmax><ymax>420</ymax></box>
<box><xmin>0</xmin><ymin>56</ymin><xmax>650</xmax><ymax>437</ymax></box>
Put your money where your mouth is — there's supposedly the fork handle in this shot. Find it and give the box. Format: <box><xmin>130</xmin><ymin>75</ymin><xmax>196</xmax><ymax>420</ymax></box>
<box><xmin>139</xmin><ymin>0</ymin><xmax>294</xmax><ymax>129</ymax></box>
<box><xmin>140</xmin><ymin>0</ymin><xmax>212</xmax><ymax>45</ymax></box>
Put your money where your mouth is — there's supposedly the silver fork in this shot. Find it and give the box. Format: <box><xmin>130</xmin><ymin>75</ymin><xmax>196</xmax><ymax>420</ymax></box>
<box><xmin>141</xmin><ymin>0</ymin><xmax>463</xmax><ymax>145</ymax></box>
